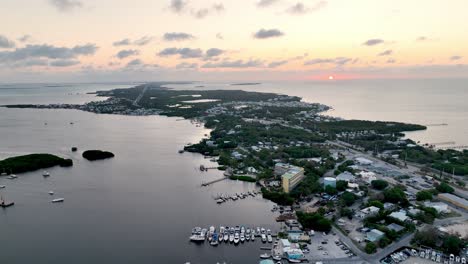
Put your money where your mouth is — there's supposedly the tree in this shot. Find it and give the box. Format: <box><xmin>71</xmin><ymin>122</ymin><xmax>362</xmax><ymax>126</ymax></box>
<box><xmin>436</xmin><ymin>182</ymin><xmax>454</xmax><ymax>193</ymax></box>
<box><xmin>412</xmin><ymin>227</ymin><xmax>438</xmax><ymax>248</ymax></box>
<box><xmin>336</xmin><ymin>180</ymin><xmax>348</xmax><ymax>191</ymax></box>
<box><xmin>368</xmin><ymin>200</ymin><xmax>384</xmax><ymax>210</ymax></box>
<box><xmin>379</xmin><ymin>236</ymin><xmax>391</xmax><ymax>248</ymax></box>
<box><xmin>341</xmin><ymin>192</ymin><xmax>356</xmax><ymax>206</ymax></box>
<box><xmin>296</xmin><ymin>212</ymin><xmax>332</xmax><ymax>232</ymax></box>
<box><xmin>442</xmin><ymin>235</ymin><xmax>463</xmax><ymax>254</ymax></box>
<box><xmin>371</xmin><ymin>179</ymin><xmax>389</xmax><ymax>190</ymax></box>
<box><xmin>416</xmin><ymin>190</ymin><xmax>433</xmax><ymax>201</ymax></box>
<box><xmin>365</xmin><ymin>242</ymin><xmax>377</xmax><ymax>254</ymax></box>
<box><xmin>383</xmin><ymin>187</ymin><xmax>407</xmax><ymax>204</ymax></box>
<box><xmin>325</xmin><ymin>185</ymin><xmax>338</xmax><ymax>195</ymax></box>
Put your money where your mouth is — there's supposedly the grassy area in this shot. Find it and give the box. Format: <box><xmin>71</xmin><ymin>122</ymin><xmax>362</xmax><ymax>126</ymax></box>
<box><xmin>229</xmin><ymin>175</ymin><xmax>256</xmax><ymax>182</ymax></box>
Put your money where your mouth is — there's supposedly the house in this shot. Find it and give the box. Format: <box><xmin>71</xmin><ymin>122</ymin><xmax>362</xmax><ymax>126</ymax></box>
<box><xmin>389</xmin><ymin>210</ymin><xmax>409</xmax><ymax>222</ymax></box>
<box><xmin>360</xmin><ymin>171</ymin><xmax>377</xmax><ymax>184</ymax></box>
<box><xmin>387</xmin><ymin>223</ymin><xmax>405</xmax><ymax>232</ymax></box>
<box><xmin>355</xmin><ymin>157</ymin><xmax>373</xmax><ymax>166</ymax></box>
<box><xmin>424</xmin><ymin>202</ymin><xmax>450</xmax><ymax>213</ymax></box>
<box><xmin>367</xmin><ymin>229</ymin><xmax>385</xmax><ymax>242</ymax></box>
<box><xmin>384</xmin><ymin>202</ymin><xmax>396</xmax><ymax>211</ymax></box>
<box><xmin>361</xmin><ymin>206</ymin><xmax>380</xmax><ymax>216</ymax></box>
<box><xmin>336</xmin><ymin>171</ymin><xmax>356</xmax><ymax>182</ymax></box>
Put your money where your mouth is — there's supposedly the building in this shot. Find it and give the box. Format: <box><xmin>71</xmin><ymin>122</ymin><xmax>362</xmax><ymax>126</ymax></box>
<box><xmin>361</xmin><ymin>206</ymin><xmax>380</xmax><ymax>215</ymax></box>
<box><xmin>323</xmin><ymin>177</ymin><xmax>337</xmax><ymax>188</ymax></box>
<box><xmin>387</xmin><ymin>223</ymin><xmax>405</xmax><ymax>232</ymax></box>
<box><xmin>424</xmin><ymin>202</ymin><xmax>450</xmax><ymax>213</ymax></box>
<box><xmin>281</xmin><ymin>166</ymin><xmax>305</xmax><ymax>193</ymax></box>
<box><xmin>438</xmin><ymin>193</ymin><xmax>468</xmax><ymax>210</ymax></box>
<box><xmin>355</xmin><ymin>157</ymin><xmax>373</xmax><ymax>166</ymax></box>
<box><xmin>360</xmin><ymin>171</ymin><xmax>377</xmax><ymax>184</ymax></box>
<box><xmin>389</xmin><ymin>210</ymin><xmax>409</xmax><ymax>222</ymax></box>
<box><xmin>336</xmin><ymin>171</ymin><xmax>356</xmax><ymax>182</ymax></box>
<box><xmin>275</xmin><ymin>163</ymin><xmax>294</xmax><ymax>176</ymax></box>
<box><xmin>367</xmin><ymin>229</ymin><xmax>385</xmax><ymax>242</ymax></box>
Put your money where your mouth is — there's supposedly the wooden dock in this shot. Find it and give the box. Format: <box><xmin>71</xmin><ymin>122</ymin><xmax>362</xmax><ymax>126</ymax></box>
<box><xmin>1</xmin><ymin>201</ymin><xmax>14</xmax><ymax>208</ymax></box>
<box><xmin>201</xmin><ymin>177</ymin><xmax>227</xmax><ymax>187</ymax></box>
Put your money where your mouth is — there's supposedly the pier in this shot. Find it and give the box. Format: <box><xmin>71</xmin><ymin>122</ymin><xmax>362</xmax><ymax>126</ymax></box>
<box><xmin>201</xmin><ymin>177</ymin><xmax>227</xmax><ymax>187</ymax></box>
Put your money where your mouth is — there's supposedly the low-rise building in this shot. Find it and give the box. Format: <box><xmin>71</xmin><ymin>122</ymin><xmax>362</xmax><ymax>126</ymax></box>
<box><xmin>323</xmin><ymin>177</ymin><xmax>337</xmax><ymax>188</ymax></box>
<box><xmin>389</xmin><ymin>210</ymin><xmax>409</xmax><ymax>222</ymax></box>
<box><xmin>282</xmin><ymin>166</ymin><xmax>305</xmax><ymax>193</ymax></box>
<box><xmin>359</xmin><ymin>171</ymin><xmax>377</xmax><ymax>184</ymax></box>
<box><xmin>361</xmin><ymin>206</ymin><xmax>381</xmax><ymax>215</ymax></box>
<box><xmin>424</xmin><ymin>202</ymin><xmax>450</xmax><ymax>213</ymax></box>
<box><xmin>387</xmin><ymin>223</ymin><xmax>405</xmax><ymax>232</ymax></box>
<box><xmin>367</xmin><ymin>229</ymin><xmax>385</xmax><ymax>242</ymax></box>
<box><xmin>336</xmin><ymin>171</ymin><xmax>356</xmax><ymax>182</ymax></box>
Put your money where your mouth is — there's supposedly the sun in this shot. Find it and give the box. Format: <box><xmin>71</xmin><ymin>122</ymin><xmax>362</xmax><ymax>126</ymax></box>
<box><xmin>328</xmin><ymin>75</ymin><xmax>334</xmax><ymax>80</ymax></box>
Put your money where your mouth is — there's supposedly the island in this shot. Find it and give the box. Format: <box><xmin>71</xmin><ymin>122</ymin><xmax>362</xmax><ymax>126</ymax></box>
<box><xmin>0</xmin><ymin>154</ymin><xmax>73</xmax><ymax>174</ymax></box>
<box><xmin>3</xmin><ymin>82</ymin><xmax>468</xmax><ymax>259</ymax></box>
<box><xmin>82</xmin><ymin>150</ymin><xmax>115</xmax><ymax>161</ymax></box>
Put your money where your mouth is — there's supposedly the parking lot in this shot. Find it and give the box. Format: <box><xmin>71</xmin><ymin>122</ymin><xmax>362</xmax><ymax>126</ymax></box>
<box><xmin>303</xmin><ymin>232</ymin><xmax>355</xmax><ymax>259</ymax></box>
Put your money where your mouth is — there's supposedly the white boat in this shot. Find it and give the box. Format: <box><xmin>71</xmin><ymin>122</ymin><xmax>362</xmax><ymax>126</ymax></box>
<box><xmin>251</xmin><ymin>233</ymin><xmax>255</xmax><ymax>241</ymax></box>
<box><xmin>260</xmin><ymin>253</ymin><xmax>271</xmax><ymax>259</ymax></box>
<box><xmin>229</xmin><ymin>233</ymin><xmax>234</xmax><ymax>243</ymax></box>
<box><xmin>43</xmin><ymin>171</ymin><xmax>50</xmax><ymax>177</ymax></box>
<box><xmin>234</xmin><ymin>233</ymin><xmax>240</xmax><ymax>244</ymax></box>
<box><xmin>240</xmin><ymin>233</ymin><xmax>245</xmax><ymax>243</ymax></box>
<box><xmin>223</xmin><ymin>232</ymin><xmax>229</xmax><ymax>242</ymax></box>
<box><xmin>246</xmin><ymin>233</ymin><xmax>250</xmax><ymax>241</ymax></box>
<box><xmin>218</xmin><ymin>232</ymin><xmax>223</xmax><ymax>243</ymax></box>
<box><xmin>190</xmin><ymin>234</ymin><xmax>205</xmax><ymax>242</ymax></box>
<box><xmin>267</xmin><ymin>234</ymin><xmax>273</xmax><ymax>243</ymax></box>
<box><xmin>288</xmin><ymin>259</ymin><xmax>301</xmax><ymax>263</ymax></box>
<box><xmin>0</xmin><ymin>185</ymin><xmax>5</xmax><ymax>189</ymax></box>
<box><xmin>273</xmin><ymin>255</ymin><xmax>282</xmax><ymax>261</ymax></box>
<box><xmin>51</xmin><ymin>198</ymin><xmax>64</xmax><ymax>203</ymax></box>
<box><xmin>261</xmin><ymin>234</ymin><xmax>267</xmax><ymax>242</ymax></box>
<box><xmin>261</xmin><ymin>228</ymin><xmax>266</xmax><ymax>234</ymax></box>
<box><xmin>49</xmin><ymin>191</ymin><xmax>54</xmax><ymax>195</ymax></box>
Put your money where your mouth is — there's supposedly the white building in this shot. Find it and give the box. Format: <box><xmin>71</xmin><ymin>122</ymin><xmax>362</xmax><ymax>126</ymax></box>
<box><xmin>359</xmin><ymin>171</ymin><xmax>377</xmax><ymax>184</ymax></box>
<box><xmin>424</xmin><ymin>202</ymin><xmax>450</xmax><ymax>213</ymax></box>
<box><xmin>389</xmin><ymin>210</ymin><xmax>409</xmax><ymax>222</ymax></box>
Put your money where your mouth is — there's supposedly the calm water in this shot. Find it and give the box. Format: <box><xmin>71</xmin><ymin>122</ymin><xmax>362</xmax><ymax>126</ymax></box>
<box><xmin>0</xmin><ymin>80</ymin><xmax>467</xmax><ymax>264</ymax></box>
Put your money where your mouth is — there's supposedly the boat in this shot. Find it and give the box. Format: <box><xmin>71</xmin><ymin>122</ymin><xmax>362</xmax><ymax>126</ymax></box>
<box><xmin>0</xmin><ymin>185</ymin><xmax>5</xmax><ymax>189</ymax></box>
<box><xmin>288</xmin><ymin>259</ymin><xmax>301</xmax><ymax>263</ymax></box>
<box><xmin>43</xmin><ymin>171</ymin><xmax>50</xmax><ymax>177</ymax></box>
<box><xmin>261</xmin><ymin>228</ymin><xmax>266</xmax><ymax>234</ymax></box>
<box><xmin>218</xmin><ymin>232</ymin><xmax>223</xmax><ymax>243</ymax></box>
<box><xmin>251</xmin><ymin>233</ymin><xmax>255</xmax><ymax>241</ymax></box>
<box><xmin>178</xmin><ymin>150</ymin><xmax>184</xmax><ymax>154</ymax></box>
<box><xmin>0</xmin><ymin>195</ymin><xmax>14</xmax><ymax>208</ymax></box>
<box><xmin>240</xmin><ymin>233</ymin><xmax>245</xmax><ymax>243</ymax></box>
<box><xmin>256</xmin><ymin>227</ymin><xmax>261</xmax><ymax>235</ymax></box>
<box><xmin>261</xmin><ymin>234</ymin><xmax>267</xmax><ymax>243</ymax></box>
<box><xmin>51</xmin><ymin>198</ymin><xmax>64</xmax><ymax>203</ymax></box>
<box><xmin>240</xmin><ymin>226</ymin><xmax>245</xmax><ymax>233</ymax></box>
<box><xmin>223</xmin><ymin>232</ymin><xmax>229</xmax><ymax>242</ymax></box>
<box><xmin>273</xmin><ymin>256</ymin><xmax>282</xmax><ymax>261</ymax></box>
<box><xmin>234</xmin><ymin>233</ymin><xmax>240</xmax><ymax>244</ymax></box>
<box><xmin>246</xmin><ymin>232</ymin><xmax>250</xmax><ymax>241</ymax></box>
<box><xmin>210</xmin><ymin>233</ymin><xmax>219</xmax><ymax>246</ymax></box>
<box><xmin>267</xmin><ymin>234</ymin><xmax>273</xmax><ymax>243</ymax></box>
<box><xmin>260</xmin><ymin>253</ymin><xmax>271</xmax><ymax>259</ymax></box>
<box><xmin>229</xmin><ymin>233</ymin><xmax>234</xmax><ymax>243</ymax></box>
<box><xmin>49</xmin><ymin>191</ymin><xmax>54</xmax><ymax>195</ymax></box>
<box><xmin>216</xmin><ymin>199</ymin><xmax>224</xmax><ymax>204</ymax></box>
<box><xmin>6</xmin><ymin>175</ymin><xmax>17</xmax><ymax>180</ymax></box>
<box><xmin>189</xmin><ymin>227</ymin><xmax>205</xmax><ymax>242</ymax></box>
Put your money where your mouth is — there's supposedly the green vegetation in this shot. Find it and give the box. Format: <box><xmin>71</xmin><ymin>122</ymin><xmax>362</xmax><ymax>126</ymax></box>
<box><xmin>435</xmin><ymin>182</ymin><xmax>455</xmax><ymax>193</ymax></box>
<box><xmin>416</xmin><ymin>190</ymin><xmax>433</xmax><ymax>201</ymax></box>
<box><xmin>413</xmin><ymin>227</ymin><xmax>466</xmax><ymax>254</ymax></box>
<box><xmin>229</xmin><ymin>175</ymin><xmax>256</xmax><ymax>182</ymax></box>
<box><xmin>401</xmin><ymin>147</ymin><xmax>468</xmax><ymax>176</ymax></box>
<box><xmin>261</xmin><ymin>188</ymin><xmax>294</xmax><ymax>206</ymax></box>
<box><xmin>0</xmin><ymin>154</ymin><xmax>72</xmax><ymax>174</ymax></box>
<box><xmin>365</xmin><ymin>242</ymin><xmax>377</xmax><ymax>254</ymax></box>
<box><xmin>340</xmin><ymin>192</ymin><xmax>356</xmax><ymax>206</ymax></box>
<box><xmin>296</xmin><ymin>211</ymin><xmax>332</xmax><ymax>232</ymax></box>
<box><xmin>313</xmin><ymin>120</ymin><xmax>426</xmax><ymax>134</ymax></box>
<box><xmin>371</xmin><ymin>179</ymin><xmax>389</xmax><ymax>190</ymax></box>
<box><xmin>82</xmin><ymin>150</ymin><xmax>115</xmax><ymax>161</ymax></box>
<box><xmin>336</xmin><ymin>180</ymin><xmax>348</xmax><ymax>191</ymax></box>
<box><xmin>383</xmin><ymin>186</ymin><xmax>408</xmax><ymax>205</ymax></box>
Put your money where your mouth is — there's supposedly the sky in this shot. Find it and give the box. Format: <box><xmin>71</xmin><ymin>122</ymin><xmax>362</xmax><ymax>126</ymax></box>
<box><xmin>1</xmin><ymin>0</ymin><xmax>468</xmax><ymax>82</ymax></box>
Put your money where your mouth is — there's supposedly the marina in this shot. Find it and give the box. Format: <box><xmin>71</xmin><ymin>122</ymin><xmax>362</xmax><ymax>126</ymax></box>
<box><xmin>213</xmin><ymin>190</ymin><xmax>260</xmax><ymax>204</ymax></box>
<box><xmin>189</xmin><ymin>225</ymin><xmax>277</xmax><ymax>246</ymax></box>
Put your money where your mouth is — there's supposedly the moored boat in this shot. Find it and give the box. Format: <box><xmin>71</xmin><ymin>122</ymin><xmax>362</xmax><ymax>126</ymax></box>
<box><xmin>260</xmin><ymin>253</ymin><xmax>271</xmax><ymax>259</ymax></box>
<box><xmin>51</xmin><ymin>198</ymin><xmax>64</xmax><ymax>203</ymax></box>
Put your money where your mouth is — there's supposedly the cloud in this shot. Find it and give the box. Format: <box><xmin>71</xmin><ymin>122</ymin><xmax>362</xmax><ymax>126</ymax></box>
<box><xmin>386</xmin><ymin>58</ymin><xmax>396</xmax><ymax>64</ymax></box>
<box><xmin>450</xmin><ymin>55</ymin><xmax>462</xmax><ymax>61</ymax></box>
<box><xmin>158</xmin><ymin>47</ymin><xmax>203</xmax><ymax>58</ymax></box>
<box><xmin>169</xmin><ymin>0</ymin><xmax>187</xmax><ymax>13</ymax></box>
<box><xmin>304</xmin><ymin>57</ymin><xmax>353</xmax><ymax>66</ymax></box>
<box><xmin>253</xmin><ymin>29</ymin><xmax>284</xmax><ymax>39</ymax></box>
<box><xmin>363</xmin><ymin>39</ymin><xmax>384</xmax><ymax>46</ymax></box>
<box><xmin>176</xmin><ymin>62</ymin><xmax>198</xmax><ymax>69</ymax></box>
<box><xmin>286</xmin><ymin>1</ymin><xmax>327</xmax><ymax>15</ymax></box>
<box><xmin>17</xmin><ymin>35</ymin><xmax>32</xmax><ymax>43</ymax></box>
<box><xmin>216</xmin><ymin>33</ymin><xmax>224</xmax><ymax>40</ymax></box>
<box><xmin>257</xmin><ymin>0</ymin><xmax>279</xmax><ymax>8</ymax></box>
<box><xmin>133</xmin><ymin>36</ymin><xmax>153</xmax><ymax>46</ymax></box>
<box><xmin>291</xmin><ymin>53</ymin><xmax>308</xmax><ymax>60</ymax></box>
<box><xmin>378</xmin><ymin>50</ymin><xmax>393</xmax><ymax>56</ymax></box>
<box><xmin>193</xmin><ymin>8</ymin><xmax>210</xmax><ymax>18</ymax></box>
<box><xmin>116</xmin><ymin>49</ymin><xmax>140</xmax><ymax>59</ymax></box>
<box><xmin>49</xmin><ymin>0</ymin><xmax>83</xmax><ymax>12</ymax></box>
<box><xmin>163</xmin><ymin>32</ymin><xmax>195</xmax><ymax>41</ymax></box>
<box><xmin>192</xmin><ymin>4</ymin><xmax>225</xmax><ymax>19</ymax></box>
<box><xmin>205</xmin><ymin>48</ymin><xmax>224</xmax><ymax>57</ymax></box>
<box><xmin>0</xmin><ymin>43</ymin><xmax>98</xmax><ymax>62</ymax></box>
<box><xmin>113</xmin><ymin>37</ymin><xmax>153</xmax><ymax>46</ymax></box>
<box><xmin>268</xmin><ymin>60</ymin><xmax>288</xmax><ymax>68</ymax></box>
<box><xmin>201</xmin><ymin>59</ymin><xmax>264</xmax><ymax>68</ymax></box>
<box><xmin>50</xmin><ymin>59</ymin><xmax>80</xmax><ymax>67</ymax></box>
<box><xmin>10</xmin><ymin>59</ymin><xmax>49</xmax><ymax>68</ymax></box>
<box><xmin>0</xmin><ymin>35</ymin><xmax>15</xmax><ymax>48</ymax></box>
<box><xmin>126</xmin><ymin>59</ymin><xmax>143</xmax><ymax>67</ymax></box>
<box><xmin>213</xmin><ymin>3</ymin><xmax>224</xmax><ymax>12</ymax></box>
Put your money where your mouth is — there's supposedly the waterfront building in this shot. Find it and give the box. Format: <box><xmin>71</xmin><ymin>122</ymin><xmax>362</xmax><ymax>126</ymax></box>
<box><xmin>281</xmin><ymin>166</ymin><xmax>305</xmax><ymax>193</ymax></box>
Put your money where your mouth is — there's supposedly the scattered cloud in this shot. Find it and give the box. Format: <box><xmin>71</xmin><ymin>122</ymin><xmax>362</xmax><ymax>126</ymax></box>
<box><xmin>134</xmin><ymin>36</ymin><xmax>154</xmax><ymax>46</ymax></box>
<box><xmin>386</xmin><ymin>58</ymin><xmax>396</xmax><ymax>64</ymax></box>
<box><xmin>158</xmin><ymin>47</ymin><xmax>204</xmax><ymax>58</ymax></box>
<box><xmin>205</xmin><ymin>48</ymin><xmax>224</xmax><ymax>57</ymax></box>
<box><xmin>253</xmin><ymin>29</ymin><xmax>284</xmax><ymax>39</ymax></box>
<box><xmin>176</xmin><ymin>62</ymin><xmax>198</xmax><ymax>69</ymax></box>
<box><xmin>378</xmin><ymin>50</ymin><xmax>393</xmax><ymax>56</ymax></box>
<box><xmin>202</xmin><ymin>59</ymin><xmax>264</xmax><ymax>68</ymax></box>
<box><xmin>416</xmin><ymin>36</ymin><xmax>436</xmax><ymax>42</ymax></box>
<box><xmin>116</xmin><ymin>49</ymin><xmax>140</xmax><ymax>59</ymax></box>
<box><xmin>17</xmin><ymin>35</ymin><xmax>32</xmax><ymax>43</ymax></box>
<box><xmin>50</xmin><ymin>59</ymin><xmax>80</xmax><ymax>67</ymax></box>
<box><xmin>268</xmin><ymin>60</ymin><xmax>288</xmax><ymax>68</ymax></box>
<box><xmin>126</xmin><ymin>59</ymin><xmax>143</xmax><ymax>67</ymax></box>
<box><xmin>0</xmin><ymin>43</ymin><xmax>98</xmax><ymax>62</ymax></box>
<box><xmin>169</xmin><ymin>0</ymin><xmax>187</xmax><ymax>13</ymax></box>
<box><xmin>163</xmin><ymin>32</ymin><xmax>195</xmax><ymax>41</ymax></box>
<box><xmin>0</xmin><ymin>35</ymin><xmax>15</xmax><ymax>48</ymax></box>
<box><xmin>256</xmin><ymin>0</ymin><xmax>279</xmax><ymax>8</ymax></box>
<box><xmin>113</xmin><ymin>37</ymin><xmax>153</xmax><ymax>46</ymax></box>
<box><xmin>304</xmin><ymin>57</ymin><xmax>353</xmax><ymax>66</ymax></box>
<box><xmin>193</xmin><ymin>8</ymin><xmax>210</xmax><ymax>19</ymax></box>
<box><xmin>213</xmin><ymin>3</ymin><xmax>224</xmax><ymax>12</ymax></box>
<box><xmin>216</xmin><ymin>33</ymin><xmax>224</xmax><ymax>40</ymax></box>
<box><xmin>450</xmin><ymin>55</ymin><xmax>462</xmax><ymax>61</ymax></box>
<box><xmin>291</xmin><ymin>53</ymin><xmax>308</xmax><ymax>60</ymax></box>
<box><xmin>286</xmin><ymin>1</ymin><xmax>327</xmax><ymax>15</ymax></box>
<box><xmin>49</xmin><ymin>0</ymin><xmax>83</xmax><ymax>12</ymax></box>
<box><xmin>363</xmin><ymin>39</ymin><xmax>384</xmax><ymax>46</ymax></box>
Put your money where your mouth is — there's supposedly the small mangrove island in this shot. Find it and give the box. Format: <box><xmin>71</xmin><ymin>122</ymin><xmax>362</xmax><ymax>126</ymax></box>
<box><xmin>82</xmin><ymin>150</ymin><xmax>115</xmax><ymax>161</ymax></box>
<box><xmin>0</xmin><ymin>154</ymin><xmax>73</xmax><ymax>174</ymax></box>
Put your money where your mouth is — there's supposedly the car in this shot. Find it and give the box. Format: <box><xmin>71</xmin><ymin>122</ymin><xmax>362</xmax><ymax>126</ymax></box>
<box><xmin>461</xmin><ymin>258</ymin><xmax>466</xmax><ymax>264</ymax></box>
<box><xmin>323</xmin><ymin>251</ymin><xmax>328</xmax><ymax>255</ymax></box>
<box><xmin>456</xmin><ymin>257</ymin><xmax>461</xmax><ymax>263</ymax></box>
<box><xmin>321</xmin><ymin>241</ymin><xmax>328</xmax><ymax>244</ymax></box>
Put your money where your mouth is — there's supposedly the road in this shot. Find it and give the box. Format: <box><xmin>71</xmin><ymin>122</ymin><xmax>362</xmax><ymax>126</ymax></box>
<box><xmin>133</xmin><ymin>84</ymin><xmax>149</xmax><ymax>107</ymax></box>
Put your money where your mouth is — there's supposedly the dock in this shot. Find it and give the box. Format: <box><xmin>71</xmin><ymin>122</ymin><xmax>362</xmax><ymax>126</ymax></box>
<box><xmin>1</xmin><ymin>201</ymin><xmax>14</xmax><ymax>208</ymax></box>
<box><xmin>201</xmin><ymin>177</ymin><xmax>227</xmax><ymax>187</ymax></box>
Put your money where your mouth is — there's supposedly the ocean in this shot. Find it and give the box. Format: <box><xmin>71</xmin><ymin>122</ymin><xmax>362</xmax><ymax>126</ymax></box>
<box><xmin>0</xmin><ymin>79</ymin><xmax>467</xmax><ymax>264</ymax></box>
